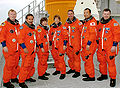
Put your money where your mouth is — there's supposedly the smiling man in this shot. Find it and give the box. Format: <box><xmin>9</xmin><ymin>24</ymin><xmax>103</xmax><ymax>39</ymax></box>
<box><xmin>81</xmin><ymin>8</ymin><xmax>97</xmax><ymax>81</ymax></box>
<box><xmin>0</xmin><ymin>9</ymin><xmax>20</xmax><ymax>88</ymax></box>
<box><xmin>18</xmin><ymin>14</ymin><xmax>36</xmax><ymax>88</ymax></box>
<box><xmin>97</xmin><ymin>8</ymin><xmax>120</xmax><ymax>87</ymax></box>
<box><xmin>65</xmin><ymin>10</ymin><xmax>83</xmax><ymax>78</ymax></box>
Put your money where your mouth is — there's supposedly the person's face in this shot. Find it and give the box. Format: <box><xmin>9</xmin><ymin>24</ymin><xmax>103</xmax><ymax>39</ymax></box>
<box><xmin>102</xmin><ymin>11</ymin><xmax>111</xmax><ymax>20</ymax></box>
<box><xmin>26</xmin><ymin>16</ymin><xmax>34</xmax><ymax>25</ymax></box>
<box><xmin>42</xmin><ymin>21</ymin><xmax>48</xmax><ymax>26</ymax></box>
<box><xmin>84</xmin><ymin>10</ymin><xmax>91</xmax><ymax>19</ymax></box>
<box><xmin>8</xmin><ymin>11</ymin><xmax>16</xmax><ymax>21</ymax></box>
<box><xmin>54</xmin><ymin>17</ymin><xmax>60</xmax><ymax>24</ymax></box>
<box><xmin>68</xmin><ymin>11</ymin><xmax>74</xmax><ymax>20</ymax></box>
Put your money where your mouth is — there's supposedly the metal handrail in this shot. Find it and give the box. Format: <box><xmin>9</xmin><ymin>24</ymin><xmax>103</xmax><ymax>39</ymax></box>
<box><xmin>17</xmin><ymin>0</ymin><xmax>45</xmax><ymax>24</ymax></box>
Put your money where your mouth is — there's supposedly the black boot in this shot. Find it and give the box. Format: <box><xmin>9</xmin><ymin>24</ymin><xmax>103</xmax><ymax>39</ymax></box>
<box><xmin>66</xmin><ymin>69</ymin><xmax>75</xmax><ymax>74</ymax></box>
<box><xmin>82</xmin><ymin>77</ymin><xmax>95</xmax><ymax>81</ymax></box>
<box><xmin>38</xmin><ymin>75</ymin><xmax>49</xmax><ymax>80</ymax></box>
<box><xmin>82</xmin><ymin>73</ymin><xmax>89</xmax><ymax>78</ymax></box>
<box><xmin>44</xmin><ymin>72</ymin><xmax>50</xmax><ymax>76</ymax></box>
<box><xmin>110</xmin><ymin>78</ymin><xmax>116</xmax><ymax>87</ymax></box>
<box><xmin>59</xmin><ymin>74</ymin><xmax>66</xmax><ymax>80</ymax></box>
<box><xmin>11</xmin><ymin>78</ymin><xmax>19</xmax><ymax>83</ymax></box>
<box><xmin>25</xmin><ymin>78</ymin><xmax>36</xmax><ymax>82</ymax></box>
<box><xmin>52</xmin><ymin>71</ymin><xmax>60</xmax><ymax>75</ymax></box>
<box><xmin>72</xmin><ymin>72</ymin><xmax>80</xmax><ymax>78</ymax></box>
<box><xmin>97</xmin><ymin>74</ymin><xmax>108</xmax><ymax>81</ymax></box>
<box><xmin>3</xmin><ymin>82</ymin><xmax>15</xmax><ymax>88</ymax></box>
<box><xmin>19</xmin><ymin>82</ymin><xmax>28</xmax><ymax>88</ymax></box>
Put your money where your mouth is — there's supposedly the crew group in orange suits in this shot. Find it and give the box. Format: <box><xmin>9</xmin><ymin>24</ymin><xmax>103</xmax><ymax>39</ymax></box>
<box><xmin>0</xmin><ymin>8</ymin><xmax>120</xmax><ymax>88</ymax></box>
<box><xmin>49</xmin><ymin>15</ymin><xmax>68</xmax><ymax>79</ymax></box>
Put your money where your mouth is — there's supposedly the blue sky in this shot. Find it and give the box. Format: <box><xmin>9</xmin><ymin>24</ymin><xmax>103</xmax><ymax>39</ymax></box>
<box><xmin>0</xmin><ymin>0</ymin><xmax>42</xmax><ymax>24</ymax></box>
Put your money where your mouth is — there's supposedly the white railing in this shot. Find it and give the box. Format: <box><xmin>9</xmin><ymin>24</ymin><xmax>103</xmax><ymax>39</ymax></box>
<box><xmin>17</xmin><ymin>0</ymin><xmax>45</xmax><ymax>24</ymax></box>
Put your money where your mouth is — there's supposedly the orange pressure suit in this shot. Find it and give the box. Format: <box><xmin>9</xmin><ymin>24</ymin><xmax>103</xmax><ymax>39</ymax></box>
<box><xmin>81</xmin><ymin>16</ymin><xmax>97</xmax><ymax>78</ymax></box>
<box><xmin>36</xmin><ymin>24</ymin><xmax>49</xmax><ymax>76</ymax></box>
<box><xmin>18</xmin><ymin>21</ymin><xmax>36</xmax><ymax>83</ymax></box>
<box><xmin>64</xmin><ymin>17</ymin><xmax>83</xmax><ymax>73</ymax></box>
<box><xmin>97</xmin><ymin>17</ymin><xmax>120</xmax><ymax>79</ymax></box>
<box><xmin>49</xmin><ymin>22</ymin><xmax>68</xmax><ymax>74</ymax></box>
<box><xmin>0</xmin><ymin>18</ymin><xmax>20</xmax><ymax>83</ymax></box>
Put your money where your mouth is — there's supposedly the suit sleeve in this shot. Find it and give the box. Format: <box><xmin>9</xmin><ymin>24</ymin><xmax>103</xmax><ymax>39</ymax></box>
<box><xmin>112</xmin><ymin>21</ymin><xmax>120</xmax><ymax>43</ymax></box>
<box><xmin>0</xmin><ymin>24</ymin><xmax>7</xmax><ymax>43</ymax></box>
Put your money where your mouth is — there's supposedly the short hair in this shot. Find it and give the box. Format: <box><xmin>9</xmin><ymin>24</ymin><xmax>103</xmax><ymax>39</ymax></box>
<box><xmin>40</xmin><ymin>17</ymin><xmax>48</xmax><ymax>24</ymax></box>
<box><xmin>84</xmin><ymin>8</ymin><xmax>91</xmax><ymax>13</ymax></box>
<box><xmin>53</xmin><ymin>15</ymin><xmax>61</xmax><ymax>20</ymax></box>
<box><xmin>68</xmin><ymin>10</ymin><xmax>74</xmax><ymax>14</ymax></box>
<box><xmin>103</xmin><ymin>8</ymin><xmax>111</xmax><ymax>13</ymax></box>
<box><xmin>25</xmin><ymin>14</ymin><xmax>34</xmax><ymax>19</ymax></box>
<box><xmin>8</xmin><ymin>9</ymin><xmax>16</xmax><ymax>15</ymax></box>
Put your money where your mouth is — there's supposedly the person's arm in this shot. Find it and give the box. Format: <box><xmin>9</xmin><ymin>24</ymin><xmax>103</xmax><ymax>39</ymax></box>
<box><xmin>17</xmin><ymin>26</ymin><xmax>28</xmax><ymax>53</ymax></box>
<box><xmin>112</xmin><ymin>21</ymin><xmax>120</xmax><ymax>46</ymax></box>
<box><xmin>0</xmin><ymin>23</ymin><xmax>7</xmax><ymax>46</ymax></box>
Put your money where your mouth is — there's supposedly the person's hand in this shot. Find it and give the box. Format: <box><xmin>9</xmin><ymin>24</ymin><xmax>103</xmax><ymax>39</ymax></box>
<box><xmin>86</xmin><ymin>45</ymin><xmax>90</xmax><ymax>51</ymax></box>
<box><xmin>97</xmin><ymin>44</ymin><xmax>99</xmax><ymax>48</ymax></box>
<box><xmin>24</xmin><ymin>48</ymin><xmax>29</xmax><ymax>53</ymax></box>
<box><xmin>3</xmin><ymin>46</ymin><xmax>8</xmax><ymax>52</ymax></box>
<box><xmin>41</xmin><ymin>48</ymin><xmax>45</xmax><ymax>53</ymax></box>
<box><xmin>36</xmin><ymin>47</ymin><xmax>39</xmax><ymax>52</ymax></box>
<box><xmin>49</xmin><ymin>46</ymin><xmax>52</xmax><ymax>50</ymax></box>
<box><xmin>63</xmin><ymin>45</ymin><xmax>67</xmax><ymax>50</ymax></box>
<box><xmin>111</xmin><ymin>46</ymin><xmax>116</xmax><ymax>53</ymax></box>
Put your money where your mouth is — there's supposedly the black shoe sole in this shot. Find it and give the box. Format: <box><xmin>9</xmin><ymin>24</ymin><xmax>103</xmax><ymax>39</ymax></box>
<box><xmin>97</xmin><ymin>78</ymin><xmax>108</xmax><ymax>81</ymax></box>
<box><xmin>82</xmin><ymin>78</ymin><xmax>95</xmax><ymax>81</ymax></box>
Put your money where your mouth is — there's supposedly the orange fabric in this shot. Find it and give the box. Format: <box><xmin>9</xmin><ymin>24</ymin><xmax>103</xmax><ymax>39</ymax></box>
<box><xmin>0</xmin><ymin>26</ymin><xmax>2</xmax><ymax>36</ymax></box>
<box><xmin>18</xmin><ymin>23</ymin><xmax>35</xmax><ymax>83</ymax></box>
<box><xmin>37</xmin><ymin>51</ymin><xmax>49</xmax><ymax>76</ymax></box>
<box><xmin>64</xmin><ymin>18</ymin><xmax>82</xmax><ymax>72</ymax></box>
<box><xmin>0</xmin><ymin>21</ymin><xmax>20</xmax><ymax>52</ymax></box>
<box><xmin>64</xmin><ymin>19</ymin><xmax>82</xmax><ymax>52</ymax></box>
<box><xmin>36</xmin><ymin>25</ymin><xmax>49</xmax><ymax>76</ymax></box>
<box><xmin>3</xmin><ymin>51</ymin><xmax>20</xmax><ymax>83</ymax></box>
<box><xmin>97</xmin><ymin>47</ymin><xmax>116</xmax><ymax>79</ymax></box>
<box><xmin>36</xmin><ymin>25</ymin><xmax>49</xmax><ymax>51</ymax></box>
<box><xmin>97</xmin><ymin>18</ymin><xmax>120</xmax><ymax>79</ymax></box>
<box><xmin>81</xmin><ymin>17</ymin><xmax>97</xmax><ymax>78</ymax></box>
<box><xmin>49</xmin><ymin>24</ymin><xmax>68</xmax><ymax>74</ymax></box>
<box><xmin>0</xmin><ymin>21</ymin><xmax>20</xmax><ymax>83</ymax></box>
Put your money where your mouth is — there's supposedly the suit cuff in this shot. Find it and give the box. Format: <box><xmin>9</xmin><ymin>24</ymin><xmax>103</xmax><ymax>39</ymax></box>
<box><xmin>36</xmin><ymin>43</ymin><xmax>39</xmax><ymax>47</ymax></box>
<box><xmin>39</xmin><ymin>43</ymin><xmax>43</xmax><ymax>48</ymax></box>
<box><xmin>96</xmin><ymin>40</ymin><xmax>99</xmax><ymax>44</ymax></box>
<box><xmin>64</xmin><ymin>40</ymin><xmax>68</xmax><ymax>46</ymax></box>
<box><xmin>113</xmin><ymin>42</ymin><xmax>118</xmax><ymax>46</ymax></box>
<box><xmin>87</xmin><ymin>41</ymin><xmax>92</xmax><ymax>45</ymax></box>
<box><xmin>20</xmin><ymin>43</ymin><xmax>26</xmax><ymax>49</ymax></box>
<box><xmin>49</xmin><ymin>41</ymin><xmax>52</xmax><ymax>46</ymax></box>
<box><xmin>1</xmin><ymin>41</ymin><xmax>6</xmax><ymax>47</ymax></box>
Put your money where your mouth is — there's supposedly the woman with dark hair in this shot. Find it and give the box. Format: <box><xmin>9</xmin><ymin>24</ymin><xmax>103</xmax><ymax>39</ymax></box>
<box><xmin>36</xmin><ymin>17</ymin><xmax>50</xmax><ymax>80</ymax></box>
<box><xmin>49</xmin><ymin>15</ymin><xmax>68</xmax><ymax>80</ymax></box>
